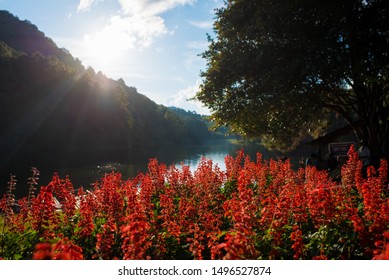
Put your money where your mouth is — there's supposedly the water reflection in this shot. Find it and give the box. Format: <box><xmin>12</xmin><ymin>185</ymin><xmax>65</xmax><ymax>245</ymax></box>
<box><xmin>58</xmin><ymin>141</ymin><xmax>276</xmax><ymax>186</ymax></box>
<box><xmin>1</xmin><ymin>140</ymin><xmax>280</xmax><ymax>198</ymax></box>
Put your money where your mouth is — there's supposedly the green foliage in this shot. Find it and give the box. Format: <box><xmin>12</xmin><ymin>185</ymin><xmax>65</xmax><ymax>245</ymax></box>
<box><xmin>195</xmin><ymin>0</ymin><xmax>389</xmax><ymax>153</ymax></box>
<box><xmin>221</xmin><ymin>180</ymin><xmax>237</xmax><ymax>199</ymax></box>
<box><xmin>0</xmin><ymin>222</ymin><xmax>38</xmax><ymax>260</ymax></box>
<box><xmin>0</xmin><ymin>41</ymin><xmax>23</xmax><ymax>58</ymax></box>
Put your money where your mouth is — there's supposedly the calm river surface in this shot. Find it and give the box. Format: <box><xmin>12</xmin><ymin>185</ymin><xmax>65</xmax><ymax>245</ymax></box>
<box><xmin>55</xmin><ymin>140</ymin><xmax>279</xmax><ymax>187</ymax></box>
<box><xmin>2</xmin><ymin>140</ymin><xmax>309</xmax><ymax>198</ymax></box>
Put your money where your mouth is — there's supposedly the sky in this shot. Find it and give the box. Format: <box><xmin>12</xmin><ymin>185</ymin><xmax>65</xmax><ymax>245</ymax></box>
<box><xmin>0</xmin><ymin>0</ymin><xmax>224</xmax><ymax>114</ymax></box>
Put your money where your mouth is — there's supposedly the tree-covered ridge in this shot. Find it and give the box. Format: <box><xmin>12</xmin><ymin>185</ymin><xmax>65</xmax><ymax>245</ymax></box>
<box><xmin>0</xmin><ymin>10</ymin><xmax>222</xmax><ymax>170</ymax></box>
<box><xmin>0</xmin><ymin>10</ymin><xmax>77</xmax><ymax>64</ymax></box>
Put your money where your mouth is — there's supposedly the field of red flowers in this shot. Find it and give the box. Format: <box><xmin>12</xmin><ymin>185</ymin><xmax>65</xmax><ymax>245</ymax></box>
<box><xmin>1</xmin><ymin>147</ymin><xmax>388</xmax><ymax>260</ymax></box>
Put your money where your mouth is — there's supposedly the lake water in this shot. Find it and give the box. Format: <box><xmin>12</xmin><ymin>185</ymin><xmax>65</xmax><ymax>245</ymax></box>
<box><xmin>1</xmin><ymin>140</ymin><xmax>310</xmax><ymax>198</ymax></box>
<box><xmin>54</xmin><ymin>140</ymin><xmax>279</xmax><ymax>187</ymax></box>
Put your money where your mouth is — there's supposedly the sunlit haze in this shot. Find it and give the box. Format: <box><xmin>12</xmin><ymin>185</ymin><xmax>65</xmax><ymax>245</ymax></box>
<box><xmin>0</xmin><ymin>0</ymin><xmax>223</xmax><ymax>114</ymax></box>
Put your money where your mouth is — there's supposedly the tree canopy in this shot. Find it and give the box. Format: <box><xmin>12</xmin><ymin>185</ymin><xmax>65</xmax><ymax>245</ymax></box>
<box><xmin>195</xmin><ymin>0</ymin><xmax>389</xmax><ymax>155</ymax></box>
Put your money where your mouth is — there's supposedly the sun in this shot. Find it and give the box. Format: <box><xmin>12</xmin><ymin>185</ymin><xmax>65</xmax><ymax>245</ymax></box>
<box><xmin>81</xmin><ymin>26</ymin><xmax>133</xmax><ymax>74</ymax></box>
<box><xmin>82</xmin><ymin>35</ymin><xmax>122</xmax><ymax>73</ymax></box>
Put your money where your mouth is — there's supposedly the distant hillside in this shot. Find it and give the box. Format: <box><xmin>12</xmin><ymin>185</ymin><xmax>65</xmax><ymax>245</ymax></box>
<box><xmin>0</xmin><ymin>10</ymin><xmax>224</xmax><ymax>172</ymax></box>
<box><xmin>168</xmin><ymin>106</ymin><xmax>236</xmax><ymax>139</ymax></box>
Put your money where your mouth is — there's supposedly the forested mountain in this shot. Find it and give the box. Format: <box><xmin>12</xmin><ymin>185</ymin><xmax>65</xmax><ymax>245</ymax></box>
<box><xmin>0</xmin><ymin>10</ymin><xmax>221</xmax><ymax>172</ymax></box>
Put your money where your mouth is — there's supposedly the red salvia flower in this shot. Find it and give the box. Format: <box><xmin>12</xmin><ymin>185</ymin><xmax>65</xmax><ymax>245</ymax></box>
<box><xmin>373</xmin><ymin>232</ymin><xmax>389</xmax><ymax>260</ymax></box>
<box><xmin>33</xmin><ymin>239</ymin><xmax>83</xmax><ymax>260</ymax></box>
<box><xmin>120</xmin><ymin>213</ymin><xmax>152</xmax><ymax>259</ymax></box>
<box><xmin>33</xmin><ymin>243</ymin><xmax>53</xmax><ymax>260</ymax></box>
<box><xmin>4</xmin><ymin>147</ymin><xmax>389</xmax><ymax>260</ymax></box>
<box><xmin>30</xmin><ymin>184</ymin><xmax>58</xmax><ymax>240</ymax></box>
<box><xmin>290</xmin><ymin>225</ymin><xmax>304</xmax><ymax>259</ymax></box>
<box><xmin>96</xmin><ymin>218</ymin><xmax>117</xmax><ymax>259</ymax></box>
<box><xmin>76</xmin><ymin>188</ymin><xmax>95</xmax><ymax>238</ymax></box>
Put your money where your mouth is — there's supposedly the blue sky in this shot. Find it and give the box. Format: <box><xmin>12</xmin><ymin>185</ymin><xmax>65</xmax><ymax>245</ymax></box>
<box><xmin>0</xmin><ymin>0</ymin><xmax>223</xmax><ymax>114</ymax></box>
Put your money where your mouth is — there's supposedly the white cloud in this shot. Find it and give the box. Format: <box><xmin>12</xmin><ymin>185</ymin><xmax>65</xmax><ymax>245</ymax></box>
<box><xmin>183</xmin><ymin>41</ymin><xmax>208</xmax><ymax>73</ymax></box>
<box><xmin>77</xmin><ymin>0</ymin><xmax>196</xmax><ymax>15</ymax></box>
<box><xmin>118</xmin><ymin>0</ymin><xmax>196</xmax><ymax>16</ymax></box>
<box><xmin>184</xmin><ymin>55</ymin><xmax>202</xmax><ymax>72</ymax></box>
<box><xmin>188</xmin><ymin>20</ymin><xmax>212</xmax><ymax>29</ymax></box>
<box><xmin>166</xmin><ymin>80</ymin><xmax>210</xmax><ymax>115</ymax></box>
<box><xmin>78</xmin><ymin>0</ymin><xmax>196</xmax><ymax>53</ymax></box>
<box><xmin>84</xmin><ymin>15</ymin><xmax>167</xmax><ymax>51</ymax></box>
<box><xmin>77</xmin><ymin>0</ymin><xmax>99</xmax><ymax>12</ymax></box>
<box><xmin>187</xmin><ymin>40</ymin><xmax>208</xmax><ymax>50</ymax></box>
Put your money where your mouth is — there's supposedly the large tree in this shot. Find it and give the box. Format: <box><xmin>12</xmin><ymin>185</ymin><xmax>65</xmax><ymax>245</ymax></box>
<box><xmin>195</xmin><ymin>0</ymin><xmax>389</xmax><ymax>157</ymax></box>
